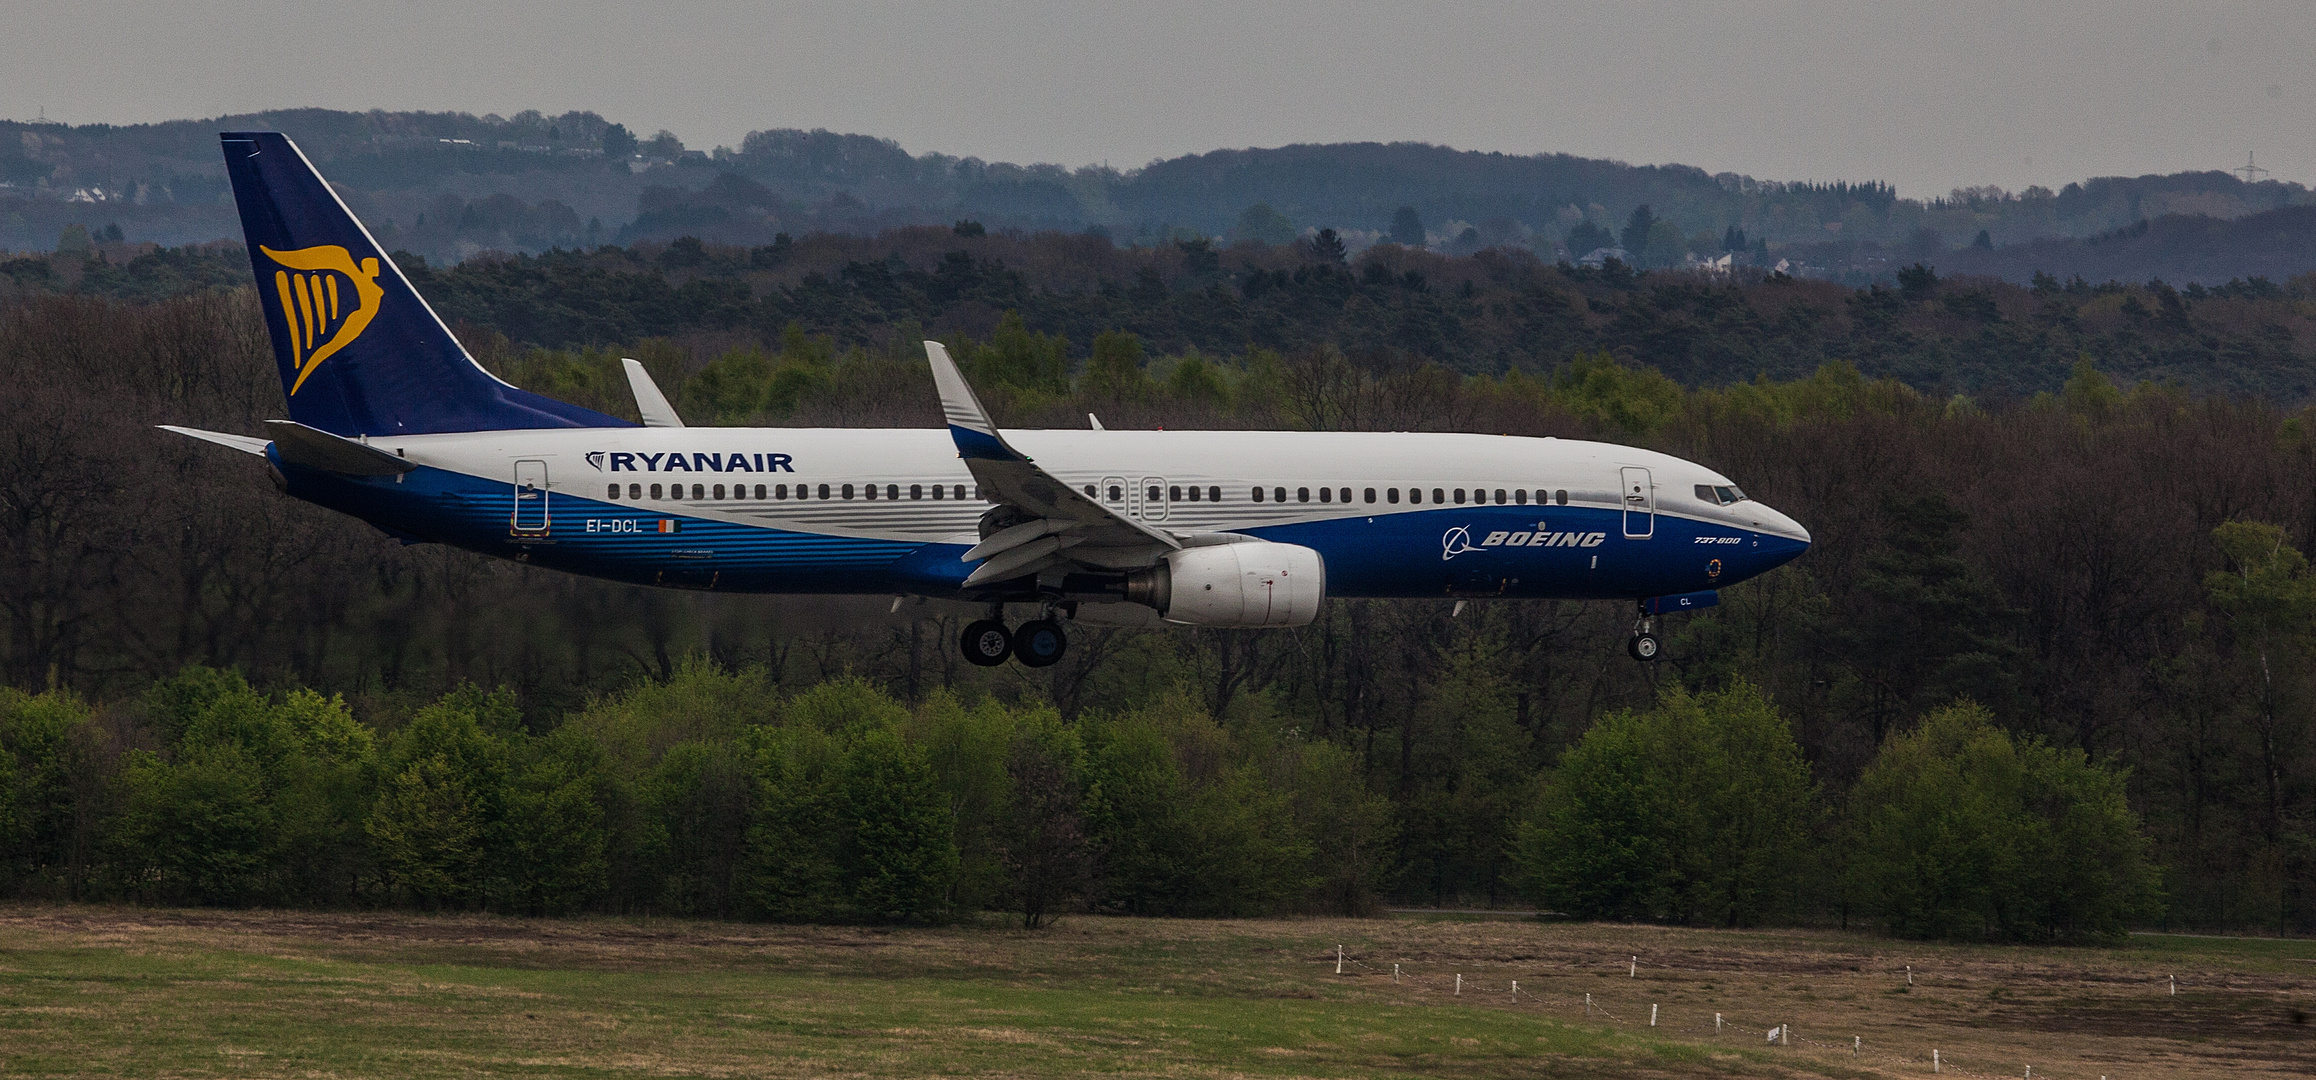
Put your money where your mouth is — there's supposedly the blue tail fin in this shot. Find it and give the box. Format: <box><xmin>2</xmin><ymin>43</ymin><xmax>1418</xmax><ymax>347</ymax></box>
<box><xmin>221</xmin><ymin>131</ymin><xmax>630</xmax><ymax>435</ymax></box>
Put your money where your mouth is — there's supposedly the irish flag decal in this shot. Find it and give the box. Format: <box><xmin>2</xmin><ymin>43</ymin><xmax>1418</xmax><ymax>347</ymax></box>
<box><xmin>658</xmin><ymin>520</ymin><xmax>680</xmax><ymax>534</ymax></box>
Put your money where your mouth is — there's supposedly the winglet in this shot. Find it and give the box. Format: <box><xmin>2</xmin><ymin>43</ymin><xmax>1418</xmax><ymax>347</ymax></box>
<box><xmin>925</xmin><ymin>340</ymin><xmax>1022</xmax><ymax>461</ymax></box>
<box><xmin>622</xmin><ymin>358</ymin><xmax>686</xmax><ymax>428</ymax></box>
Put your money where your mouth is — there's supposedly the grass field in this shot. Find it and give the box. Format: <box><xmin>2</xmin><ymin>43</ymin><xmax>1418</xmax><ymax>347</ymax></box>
<box><xmin>0</xmin><ymin>907</ymin><xmax>2308</xmax><ymax>1078</ymax></box>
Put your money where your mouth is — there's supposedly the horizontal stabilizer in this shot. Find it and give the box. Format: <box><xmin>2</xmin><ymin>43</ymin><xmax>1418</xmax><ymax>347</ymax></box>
<box><xmin>158</xmin><ymin>425</ymin><xmax>271</xmax><ymax>457</ymax></box>
<box><xmin>622</xmin><ymin>358</ymin><xmax>686</xmax><ymax>428</ymax></box>
<box><xmin>264</xmin><ymin>420</ymin><xmax>417</xmax><ymax>476</ymax></box>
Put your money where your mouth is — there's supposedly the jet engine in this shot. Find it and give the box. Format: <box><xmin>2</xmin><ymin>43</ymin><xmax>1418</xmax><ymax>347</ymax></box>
<box><xmin>1122</xmin><ymin>541</ymin><xmax>1326</xmax><ymax>627</ymax></box>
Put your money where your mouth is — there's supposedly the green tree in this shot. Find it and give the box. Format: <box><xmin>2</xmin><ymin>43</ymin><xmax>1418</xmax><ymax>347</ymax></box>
<box><xmin>1845</xmin><ymin>703</ymin><xmax>2158</xmax><ymax>940</ymax></box>
<box><xmin>1513</xmin><ymin>681</ymin><xmax>1814</xmax><ymax>925</ymax></box>
<box><xmin>837</xmin><ymin>729</ymin><xmax>959</xmax><ymax>922</ymax></box>
<box><xmin>1388</xmin><ymin>206</ymin><xmax>1426</xmax><ymax>247</ymax></box>
<box><xmin>111</xmin><ymin>743</ymin><xmax>273</xmax><ymax>903</ymax></box>
<box><xmin>1235</xmin><ymin>203</ymin><xmax>1299</xmax><ymax>246</ymax></box>
<box><xmin>1082</xmin><ymin>330</ymin><xmax>1152</xmax><ymax>401</ymax></box>
<box><xmin>1619</xmin><ymin>205</ymin><xmax>1656</xmax><ymax>258</ymax></box>
<box><xmin>367</xmin><ymin>686</ymin><xmax>516</xmax><ymax>908</ymax></box>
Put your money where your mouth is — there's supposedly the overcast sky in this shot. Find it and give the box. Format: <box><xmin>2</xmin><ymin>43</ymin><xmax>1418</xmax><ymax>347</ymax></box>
<box><xmin>5</xmin><ymin>1</ymin><xmax>2309</xmax><ymax>197</ymax></box>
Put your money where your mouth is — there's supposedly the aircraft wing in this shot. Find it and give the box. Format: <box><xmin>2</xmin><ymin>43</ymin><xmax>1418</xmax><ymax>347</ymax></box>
<box><xmin>926</xmin><ymin>341</ymin><xmax>1179</xmax><ymax>587</ymax></box>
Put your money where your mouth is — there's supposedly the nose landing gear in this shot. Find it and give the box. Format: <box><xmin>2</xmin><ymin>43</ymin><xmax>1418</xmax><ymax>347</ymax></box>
<box><xmin>1628</xmin><ymin>609</ymin><xmax>1662</xmax><ymax>663</ymax></box>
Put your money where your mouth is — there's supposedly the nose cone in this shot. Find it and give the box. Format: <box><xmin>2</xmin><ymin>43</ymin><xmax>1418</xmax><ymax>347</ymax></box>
<box><xmin>1750</xmin><ymin>504</ymin><xmax>1812</xmax><ymax>568</ymax></box>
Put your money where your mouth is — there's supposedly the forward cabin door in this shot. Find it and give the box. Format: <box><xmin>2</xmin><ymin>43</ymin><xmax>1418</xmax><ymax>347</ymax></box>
<box><xmin>1620</xmin><ymin>466</ymin><xmax>1654</xmax><ymax>539</ymax></box>
<box><xmin>513</xmin><ymin>459</ymin><xmax>550</xmax><ymax>534</ymax></box>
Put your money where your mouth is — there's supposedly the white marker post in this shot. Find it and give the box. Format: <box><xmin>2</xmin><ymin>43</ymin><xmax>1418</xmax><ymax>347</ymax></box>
<box><xmin>1715</xmin><ymin>1012</ymin><xmax>1722</xmax><ymax>1033</ymax></box>
<box><xmin>1934</xmin><ymin>1049</ymin><xmax>1941</xmax><ymax>1073</ymax></box>
<box><xmin>1454</xmin><ymin>973</ymin><xmax>1461</xmax><ymax>996</ymax></box>
<box><xmin>1650</xmin><ymin>1003</ymin><xmax>1657</xmax><ymax>1026</ymax></box>
<box><xmin>1629</xmin><ymin>956</ymin><xmax>1637</xmax><ymax>977</ymax></box>
<box><xmin>1585</xmin><ymin>992</ymin><xmax>1592</xmax><ymax>1016</ymax></box>
<box><xmin>1854</xmin><ymin>1035</ymin><xmax>1860</xmax><ymax>1055</ymax></box>
<box><xmin>1336</xmin><ymin>945</ymin><xmax>1343</xmax><ymax>975</ymax></box>
<box><xmin>1907</xmin><ymin>964</ymin><xmax>1913</xmax><ymax>986</ymax></box>
<box><xmin>2170</xmin><ymin>975</ymin><xmax>2177</xmax><ymax>996</ymax></box>
<box><xmin>1511</xmin><ymin>980</ymin><xmax>1518</xmax><ymax>1002</ymax></box>
<box><xmin>1393</xmin><ymin>963</ymin><xmax>1400</xmax><ymax>984</ymax></box>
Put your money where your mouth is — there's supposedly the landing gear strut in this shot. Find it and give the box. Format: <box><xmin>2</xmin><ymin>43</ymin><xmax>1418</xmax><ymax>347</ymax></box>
<box><xmin>958</xmin><ymin>610</ymin><xmax>1070</xmax><ymax>668</ymax></box>
<box><xmin>1627</xmin><ymin>610</ymin><xmax>1661</xmax><ymax>663</ymax></box>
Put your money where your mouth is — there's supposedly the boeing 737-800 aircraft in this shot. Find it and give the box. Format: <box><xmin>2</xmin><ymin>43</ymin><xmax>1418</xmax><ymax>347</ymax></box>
<box><xmin>164</xmin><ymin>132</ymin><xmax>1810</xmax><ymax>668</ymax></box>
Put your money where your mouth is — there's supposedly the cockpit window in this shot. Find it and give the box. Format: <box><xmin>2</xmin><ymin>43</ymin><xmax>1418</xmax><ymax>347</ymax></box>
<box><xmin>1695</xmin><ymin>484</ymin><xmax>1749</xmax><ymax>506</ymax></box>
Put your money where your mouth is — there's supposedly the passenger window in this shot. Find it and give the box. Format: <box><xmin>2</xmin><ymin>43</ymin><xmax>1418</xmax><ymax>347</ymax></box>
<box><xmin>608</xmin><ymin>484</ymin><xmax>620</xmax><ymax>499</ymax></box>
<box><xmin>910</xmin><ymin>484</ymin><xmax>921</xmax><ymax>500</ymax></box>
<box><xmin>776</xmin><ymin>484</ymin><xmax>788</xmax><ymax>499</ymax></box>
<box><xmin>1495</xmin><ymin>488</ymin><xmax>1507</xmax><ymax>503</ymax></box>
<box><xmin>755</xmin><ymin>484</ymin><xmax>766</xmax><ymax>499</ymax></box>
<box><xmin>1515</xmin><ymin>489</ymin><xmax>1528</xmax><ymax>505</ymax></box>
<box><xmin>1387</xmin><ymin>488</ymin><xmax>1400</xmax><ymax>503</ymax></box>
<box><xmin>629</xmin><ymin>483</ymin><xmax>642</xmax><ymax>499</ymax></box>
<box><xmin>1108</xmin><ymin>484</ymin><xmax>1123</xmax><ymax>501</ymax></box>
<box><xmin>1252</xmin><ymin>486</ymin><xmax>1266</xmax><ymax>502</ymax></box>
<box><xmin>932</xmin><ymin>484</ymin><xmax>944</xmax><ymax>500</ymax></box>
<box><xmin>1453</xmin><ymin>489</ymin><xmax>1466</xmax><ymax>504</ymax></box>
<box><xmin>1275</xmin><ymin>487</ymin><xmax>1287</xmax><ymax>503</ymax></box>
<box><xmin>1319</xmin><ymin>487</ymin><xmax>1331</xmax><ymax>503</ymax></box>
<box><xmin>1297</xmin><ymin>487</ymin><xmax>1310</xmax><ymax>503</ymax></box>
<box><xmin>1186</xmin><ymin>486</ymin><xmax>1200</xmax><ymax>502</ymax></box>
<box><xmin>1147</xmin><ymin>485</ymin><xmax>1162</xmax><ymax>503</ymax></box>
<box><xmin>1364</xmin><ymin>488</ymin><xmax>1376</xmax><ymax>503</ymax></box>
<box><xmin>1210</xmin><ymin>486</ymin><xmax>1221</xmax><ymax>502</ymax></box>
<box><xmin>1169</xmin><ymin>485</ymin><xmax>1182</xmax><ymax>502</ymax></box>
<box><xmin>713</xmin><ymin>484</ymin><xmax>725</xmax><ymax>500</ymax></box>
<box><xmin>888</xmin><ymin>484</ymin><xmax>899</xmax><ymax>500</ymax></box>
<box><xmin>650</xmin><ymin>484</ymin><xmax>663</xmax><ymax>499</ymax></box>
<box><xmin>1409</xmin><ymin>488</ymin><xmax>1421</xmax><ymax>504</ymax></box>
<box><xmin>1084</xmin><ymin>484</ymin><xmax>1097</xmax><ymax>497</ymax></box>
<box><xmin>1555</xmin><ymin>489</ymin><xmax>1568</xmax><ymax>505</ymax></box>
<box><xmin>842</xmin><ymin>484</ymin><xmax>855</xmax><ymax>499</ymax></box>
<box><xmin>820</xmin><ymin>484</ymin><xmax>832</xmax><ymax>499</ymax></box>
<box><xmin>692</xmin><ymin>484</ymin><xmax>705</xmax><ymax>500</ymax></box>
<box><xmin>865</xmin><ymin>483</ymin><xmax>877</xmax><ymax>500</ymax></box>
<box><xmin>1432</xmin><ymin>488</ymin><xmax>1444</xmax><ymax>503</ymax></box>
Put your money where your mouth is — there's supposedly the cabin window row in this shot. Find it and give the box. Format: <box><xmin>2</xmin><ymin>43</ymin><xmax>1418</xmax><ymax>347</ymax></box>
<box><xmin>607</xmin><ymin>482</ymin><xmax>979</xmax><ymax>502</ymax></box>
<box><xmin>1250</xmin><ymin>486</ymin><xmax>1571</xmax><ymax>506</ymax></box>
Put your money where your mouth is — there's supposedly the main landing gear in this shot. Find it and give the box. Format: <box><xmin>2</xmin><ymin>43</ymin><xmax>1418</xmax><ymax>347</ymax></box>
<box><xmin>959</xmin><ymin>609</ymin><xmax>1069</xmax><ymax>668</ymax></box>
<box><xmin>1627</xmin><ymin>609</ymin><xmax>1662</xmax><ymax>663</ymax></box>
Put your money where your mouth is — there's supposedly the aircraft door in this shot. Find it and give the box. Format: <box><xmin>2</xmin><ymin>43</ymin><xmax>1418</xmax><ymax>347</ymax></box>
<box><xmin>1620</xmin><ymin>466</ymin><xmax>1654</xmax><ymax>538</ymax></box>
<box><xmin>1137</xmin><ymin>477</ymin><xmax>1169</xmax><ymax>521</ymax></box>
<box><xmin>513</xmin><ymin>460</ymin><xmax>550</xmax><ymax>534</ymax></box>
<box><xmin>1100</xmin><ymin>476</ymin><xmax>1129</xmax><ymax>515</ymax></box>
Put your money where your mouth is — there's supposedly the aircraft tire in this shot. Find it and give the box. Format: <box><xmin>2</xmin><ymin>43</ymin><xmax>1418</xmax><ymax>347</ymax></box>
<box><xmin>1627</xmin><ymin>633</ymin><xmax>1661</xmax><ymax>662</ymax></box>
<box><xmin>961</xmin><ymin>619</ymin><xmax>1013</xmax><ymax>666</ymax></box>
<box><xmin>1014</xmin><ymin>619</ymin><xmax>1068</xmax><ymax>668</ymax></box>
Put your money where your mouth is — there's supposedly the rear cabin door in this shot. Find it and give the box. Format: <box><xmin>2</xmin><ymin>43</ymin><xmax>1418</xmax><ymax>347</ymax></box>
<box><xmin>1620</xmin><ymin>466</ymin><xmax>1654</xmax><ymax>538</ymax></box>
<box><xmin>513</xmin><ymin>459</ymin><xmax>550</xmax><ymax>534</ymax></box>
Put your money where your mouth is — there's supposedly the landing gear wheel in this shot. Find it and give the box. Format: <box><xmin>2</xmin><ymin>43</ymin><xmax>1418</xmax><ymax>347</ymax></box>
<box><xmin>961</xmin><ymin>619</ymin><xmax>1012</xmax><ymax>666</ymax></box>
<box><xmin>1014</xmin><ymin>619</ymin><xmax>1068</xmax><ymax>667</ymax></box>
<box><xmin>1627</xmin><ymin>633</ymin><xmax>1661</xmax><ymax>663</ymax></box>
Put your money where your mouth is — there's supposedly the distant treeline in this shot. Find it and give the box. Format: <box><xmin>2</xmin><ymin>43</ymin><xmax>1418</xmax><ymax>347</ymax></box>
<box><xmin>6</xmin><ymin>230</ymin><xmax>2314</xmax><ymax>401</ymax></box>
<box><xmin>7</xmin><ymin>108</ymin><xmax>2313</xmax><ymax>282</ymax></box>
<box><xmin>2</xmin><ymin>275</ymin><xmax>2313</xmax><ymax>934</ymax></box>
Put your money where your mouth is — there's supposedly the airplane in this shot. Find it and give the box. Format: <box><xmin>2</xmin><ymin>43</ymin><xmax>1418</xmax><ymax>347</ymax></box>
<box><xmin>163</xmin><ymin>131</ymin><xmax>1811</xmax><ymax>668</ymax></box>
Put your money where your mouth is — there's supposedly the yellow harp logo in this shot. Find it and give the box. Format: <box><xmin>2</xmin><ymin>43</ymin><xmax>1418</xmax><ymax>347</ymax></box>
<box><xmin>261</xmin><ymin>245</ymin><xmax>384</xmax><ymax>395</ymax></box>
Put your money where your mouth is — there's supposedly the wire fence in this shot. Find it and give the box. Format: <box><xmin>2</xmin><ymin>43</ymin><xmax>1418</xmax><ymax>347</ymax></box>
<box><xmin>1324</xmin><ymin>945</ymin><xmax>2160</xmax><ymax>1079</ymax></box>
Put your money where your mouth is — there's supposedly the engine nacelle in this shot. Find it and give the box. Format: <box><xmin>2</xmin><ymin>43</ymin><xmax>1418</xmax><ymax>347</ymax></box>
<box><xmin>1123</xmin><ymin>541</ymin><xmax>1326</xmax><ymax>627</ymax></box>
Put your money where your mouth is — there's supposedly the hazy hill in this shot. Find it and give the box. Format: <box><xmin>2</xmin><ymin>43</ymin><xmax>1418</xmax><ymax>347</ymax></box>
<box><xmin>5</xmin><ymin>108</ymin><xmax>2314</xmax><ymax>284</ymax></box>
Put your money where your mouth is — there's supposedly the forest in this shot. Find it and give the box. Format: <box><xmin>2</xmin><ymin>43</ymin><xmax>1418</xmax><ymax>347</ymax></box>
<box><xmin>2</xmin><ymin>233</ymin><xmax>2313</xmax><ymax>938</ymax></box>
